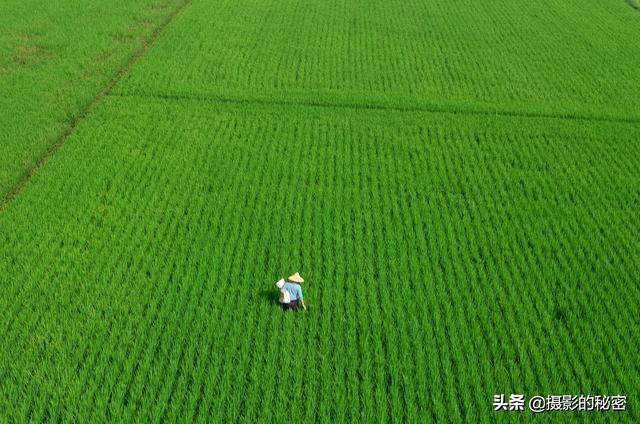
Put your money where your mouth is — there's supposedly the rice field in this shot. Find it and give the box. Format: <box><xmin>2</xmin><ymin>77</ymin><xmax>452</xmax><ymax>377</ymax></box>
<box><xmin>0</xmin><ymin>0</ymin><xmax>182</xmax><ymax>198</ymax></box>
<box><xmin>117</xmin><ymin>0</ymin><xmax>640</xmax><ymax>120</ymax></box>
<box><xmin>1</xmin><ymin>0</ymin><xmax>639</xmax><ymax>422</ymax></box>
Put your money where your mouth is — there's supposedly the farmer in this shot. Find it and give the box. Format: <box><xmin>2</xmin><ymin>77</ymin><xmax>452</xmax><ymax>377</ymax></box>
<box><xmin>276</xmin><ymin>272</ymin><xmax>307</xmax><ymax>311</ymax></box>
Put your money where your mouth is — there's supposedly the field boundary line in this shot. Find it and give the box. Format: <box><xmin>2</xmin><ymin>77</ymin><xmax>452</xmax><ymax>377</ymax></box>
<box><xmin>0</xmin><ymin>0</ymin><xmax>193</xmax><ymax>211</ymax></box>
<box><xmin>111</xmin><ymin>91</ymin><xmax>640</xmax><ymax>126</ymax></box>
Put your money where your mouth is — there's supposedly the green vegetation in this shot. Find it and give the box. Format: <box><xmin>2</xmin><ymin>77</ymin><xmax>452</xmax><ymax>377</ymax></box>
<box><xmin>118</xmin><ymin>0</ymin><xmax>640</xmax><ymax>120</ymax></box>
<box><xmin>0</xmin><ymin>0</ymin><xmax>182</xmax><ymax>197</ymax></box>
<box><xmin>1</xmin><ymin>0</ymin><xmax>639</xmax><ymax>421</ymax></box>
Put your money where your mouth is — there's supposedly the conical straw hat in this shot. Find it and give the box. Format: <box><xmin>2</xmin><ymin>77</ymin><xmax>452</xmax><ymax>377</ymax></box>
<box><xmin>288</xmin><ymin>272</ymin><xmax>304</xmax><ymax>283</ymax></box>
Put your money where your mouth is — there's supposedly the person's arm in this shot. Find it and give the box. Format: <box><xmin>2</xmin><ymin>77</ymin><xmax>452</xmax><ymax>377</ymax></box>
<box><xmin>299</xmin><ymin>287</ymin><xmax>307</xmax><ymax>311</ymax></box>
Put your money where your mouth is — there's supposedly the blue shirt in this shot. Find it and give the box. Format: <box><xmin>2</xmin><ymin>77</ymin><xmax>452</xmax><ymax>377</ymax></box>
<box><xmin>282</xmin><ymin>282</ymin><xmax>303</xmax><ymax>301</ymax></box>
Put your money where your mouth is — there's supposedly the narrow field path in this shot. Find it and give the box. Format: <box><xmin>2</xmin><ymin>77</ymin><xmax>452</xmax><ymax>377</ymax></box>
<box><xmin>111</xmin><ymin>91</ymin><xmax>640</xmax><ymax>126</ymax></box>
<box><xmin>0</xmin><ymin>0</ymin><xmax>193</xmax><ymax>211</ymax></box>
